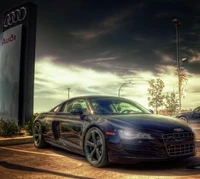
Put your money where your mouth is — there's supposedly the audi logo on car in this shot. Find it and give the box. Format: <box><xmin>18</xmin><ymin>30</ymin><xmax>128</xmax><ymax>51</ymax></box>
<box><xmin>3</xmin><ymin>7</ymin><xmax>27</xmax><ymax>28</ymax></box>
<box><xmin>174</xmin><ymin>128</ymin><xmax>184</xmax><ymax>132</ymax></box>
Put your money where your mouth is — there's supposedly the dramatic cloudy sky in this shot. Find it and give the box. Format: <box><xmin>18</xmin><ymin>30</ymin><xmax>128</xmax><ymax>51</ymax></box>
<box><xmin>0</xmin><ymin>0</ymin><xmax>200</xmax><ymax>112</ymax></box>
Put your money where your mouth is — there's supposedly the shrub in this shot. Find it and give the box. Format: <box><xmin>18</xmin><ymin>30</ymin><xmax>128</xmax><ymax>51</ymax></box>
<box><xmin>24</xmin><ymin>113</ymin><xmax>39</xmax><ymax>136</ymax></box>
<box><xmin>24</xmin><ymin>119</ymin><xmax>33</xmax><ymax>135</ymax></box>
<box><xmin>0</xmin><ymin>119</ymin><xmax>19</xmax><ymax>137</ymax></box>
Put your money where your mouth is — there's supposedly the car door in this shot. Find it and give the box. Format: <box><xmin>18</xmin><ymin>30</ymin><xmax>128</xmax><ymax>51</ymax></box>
<box><xmin>53</xmin><ymin>98</ymin><xmax>89</xmax><ymax>154</ymax></box>
<box><xmin>43</xmin><ymin>105</ymin><xmax>61</xmax><ymax>143</ymax></box>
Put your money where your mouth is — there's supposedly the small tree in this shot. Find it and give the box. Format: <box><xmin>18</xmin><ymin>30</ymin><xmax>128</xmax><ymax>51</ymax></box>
<box><xmin>164</xmin><ymin>92</ymin><xmax>179</xmax><ymax>116</ymax></box>
<box><xmin>24</xmin><ymin>113</ymin><xmax>39</xmax><ymax>135</ymax></box>
<box><xmin>148</xmin><ymin>78</ymin><xmax>165</xmax><ymax>114</ymax></box>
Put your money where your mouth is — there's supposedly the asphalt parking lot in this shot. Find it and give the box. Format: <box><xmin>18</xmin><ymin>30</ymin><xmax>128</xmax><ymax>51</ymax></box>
<box><xmin>1</xmin><ymin>122</ymin><xmax>200</xmax><ymax>179</ymax></box>
<box><xmin>1</xmin><ymin>143</ymin><xmax>200</xmax><ymax>179</ymax></box>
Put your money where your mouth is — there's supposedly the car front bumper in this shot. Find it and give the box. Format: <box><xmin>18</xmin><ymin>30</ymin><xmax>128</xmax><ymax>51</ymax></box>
<box><xmin>106</xmin><ymin>133</ymin><xmax>196</xmax><ymax>164</ymax></box>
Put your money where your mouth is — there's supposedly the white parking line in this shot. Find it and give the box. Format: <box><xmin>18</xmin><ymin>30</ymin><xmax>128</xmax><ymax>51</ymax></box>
<box><xmin>0</xmin><ymin>146</ymin><xmax>65</xmax><ymax>157</ymax></box>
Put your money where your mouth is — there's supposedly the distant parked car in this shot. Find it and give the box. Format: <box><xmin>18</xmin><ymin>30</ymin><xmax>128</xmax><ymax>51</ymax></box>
<box><xmin>176</xmin><ymin>106</ymin><xmax>200</xmax><ymax>122</ymax></box>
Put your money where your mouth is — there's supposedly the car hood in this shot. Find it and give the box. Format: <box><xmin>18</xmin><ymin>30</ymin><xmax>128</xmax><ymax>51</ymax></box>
<box><xmin>104</xmin><ymin>114</ymin><xmax>192</xmax><ymax>133</ymax></box>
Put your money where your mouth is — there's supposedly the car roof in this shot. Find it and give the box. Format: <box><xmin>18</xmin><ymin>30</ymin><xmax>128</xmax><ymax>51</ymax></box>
<box><xmin>50</xmin><ymin>95</ymin><xmax>129</xmax><ymax>110</ymax></box>
<box><xmin>68</xmin><ymin>95</ymin><xmax>122</xmax><ymax>100</ymax></box>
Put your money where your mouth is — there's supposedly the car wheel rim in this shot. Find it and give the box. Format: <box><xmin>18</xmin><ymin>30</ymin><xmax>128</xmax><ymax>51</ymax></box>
<box><xmin>33</xmin><ymin>122</ymin><xmax>42</xmax><ymax>146</ymax></box>
<box><xmin>85</xmin><ymin>130</ymin><xmax>104</xmax><ymax>164</ymax></box>
<box><xmin>180</xmin><ymin>117</ymin><xmax>187</xmax><ymax>122</ymax></box>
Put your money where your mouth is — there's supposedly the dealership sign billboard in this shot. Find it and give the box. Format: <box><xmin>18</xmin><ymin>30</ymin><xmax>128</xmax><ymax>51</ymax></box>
<box><xmin>0</xmin><ymin>25</ymin><xmax>22</xmax><ymax>122</ymax></box>
<box><xmin>0</xmin><ymin>2</ymin><xmax>37</xmax><ymax>125</ymax></box>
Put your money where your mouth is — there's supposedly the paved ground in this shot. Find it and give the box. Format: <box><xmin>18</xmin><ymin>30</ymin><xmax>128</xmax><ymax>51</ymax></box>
<box><xmin>0</xmin><ymin>143</ymin><xmax>200</xmax><ymax>179</ymax></box>
<box><xmin>189</xmin><ymin>123</ymin><xmax>200</xmax><ymax>142</ymax></box>
<box><xmin>0</xmin><ymin>121</ymin><xmax>200</xmax><ymax>179</ymax></box>
<box><xmin>0</xmin><ymin>144</ymin><xmax>200</xmax><ymax>179</ymax></box>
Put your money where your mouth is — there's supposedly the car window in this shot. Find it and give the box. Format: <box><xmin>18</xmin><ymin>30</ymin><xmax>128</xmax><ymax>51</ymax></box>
<box><xmin>90</xmin><ymin>97</ymin><xmax>150</xmax><ymax>115</ymax></box>
<box><xmin>194</xmin><ymin>107</ymin><xmax>200</xmax><ymax>112</ymax></box>
<box><xmin>62</xmin><ymin>99</ymin><xmax>89</xmax><ymax>113</ymax></box>
<box><xmin>117</xmin><ymin>102</ymin><xmax>143</xmax><ymax>113</ymax></box>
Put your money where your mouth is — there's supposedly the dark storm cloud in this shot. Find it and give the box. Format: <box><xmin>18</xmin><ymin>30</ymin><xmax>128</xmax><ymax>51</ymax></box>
<box><xmin>1</xmin><ymin>0</ymin><xmax>200</xmax><ymax>75</ymax></box>
<box><xmin>34</xmin><ymin>1</ymin><xmax>144</xmax><ymax>66</ymax></box>
<box><xmin>150</xmin><ymin>1</ymin><xmax>200</xmax><ymax>74</ymax></box>
<box><xmin>34</xmin><ymin>1</ymin><xmax>140</xmax><ymax>55</ymax></box>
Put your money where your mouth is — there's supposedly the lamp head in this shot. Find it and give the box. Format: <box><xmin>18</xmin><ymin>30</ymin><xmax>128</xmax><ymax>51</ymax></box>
<box><xmin>182</xmin><ymin>58</ymin><xmax>187</xmax><ymax>62</ymax></box>
<box><xmin>172</xmin><ymin>19</ymin><xmax>181</xmax><ymax>26</ymax></box>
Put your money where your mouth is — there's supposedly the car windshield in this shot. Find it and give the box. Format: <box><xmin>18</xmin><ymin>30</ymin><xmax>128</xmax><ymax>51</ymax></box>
<box><xmin>89</xmin><ymin>97</ymin><xmax>151</xmax><ymax>115</ymax></box>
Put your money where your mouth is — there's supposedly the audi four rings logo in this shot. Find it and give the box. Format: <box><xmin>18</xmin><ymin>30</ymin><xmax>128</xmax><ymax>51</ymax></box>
<box><xmin>3</xmin><ymin>7</ymin><xmax>27</xmax><ymax>28</ymax></box>
<box><xmin>174</xmin><ymin>128</ymin><xmax>184</xmax><ymax>132</ymax></box>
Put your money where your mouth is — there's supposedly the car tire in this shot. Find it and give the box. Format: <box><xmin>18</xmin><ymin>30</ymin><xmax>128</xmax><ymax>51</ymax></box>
<box><xmin>84</xmin><ymin>127</ymin><xmax>109</xmax><ymax>167</ymax></box>
<box><xmin>179</xmin><ymin>116</ymin><xmax>188</xmax><ymax>123</ymax></box>
<box><xmin>33</xmin><ymin>121</ymin><xmax>49</xmax><ymax>148</ymax></box>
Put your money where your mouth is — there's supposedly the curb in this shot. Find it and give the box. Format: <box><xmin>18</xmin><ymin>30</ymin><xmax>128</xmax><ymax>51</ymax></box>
<box><xmin>0</xmin><ymin>136</ymin><xmax>33</xmax><ymax>146</ymax></box>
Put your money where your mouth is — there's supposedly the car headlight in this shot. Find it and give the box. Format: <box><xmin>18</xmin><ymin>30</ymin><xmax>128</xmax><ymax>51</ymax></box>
<box><xmin>118</xmin><ymin>130</ymin><xmax>154</xmax><ymax>140</ymax></box>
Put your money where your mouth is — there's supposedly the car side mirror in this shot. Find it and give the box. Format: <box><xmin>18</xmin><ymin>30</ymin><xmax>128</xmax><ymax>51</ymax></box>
<box><xmin>70</xmin><ymin>108</ymin><xmax>83</xmax><ymax>115</ymax></box>
<box><xmin>80</xmin><ymin>114</ymin><xmax>90</xmax><ymax>121</ymax></box>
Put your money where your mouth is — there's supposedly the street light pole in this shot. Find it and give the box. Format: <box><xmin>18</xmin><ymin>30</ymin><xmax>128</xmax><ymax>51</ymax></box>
<box><xmin>67</xmin><ymin>87</ymin><xmax>71</xmax><ymax>99</ymax></box>
<box><xmin>118</xmin><ymin>82</ymin><xmax>132</xmax><ymax>97</ymax></box>
<box><xmin>172</xmin><ymin>19</ymin><xmax>181</xmax><ymax>112</ymax></box>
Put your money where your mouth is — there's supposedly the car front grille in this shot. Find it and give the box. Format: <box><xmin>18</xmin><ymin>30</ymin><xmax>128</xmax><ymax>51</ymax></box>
<box><xmin>162</xmin><ymin>132</ymin><xmax>195</xmax><ymax>156</ymax></box>
<box><xmin>166</xmin><ymin>144</ymin><xmax>194</xmax><ymax>156</ymax></box>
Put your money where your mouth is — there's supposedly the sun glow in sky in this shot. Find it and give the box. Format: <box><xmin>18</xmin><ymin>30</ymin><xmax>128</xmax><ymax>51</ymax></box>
<box><xmin>34</xmin><ymin>56</ymin><xmax>200</xmax><ymax>112</ymax></box>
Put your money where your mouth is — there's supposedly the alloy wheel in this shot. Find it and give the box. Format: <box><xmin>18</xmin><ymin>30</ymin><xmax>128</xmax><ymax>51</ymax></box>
<box><xmin>180</xmin><ymin>116</ymin><xmax>188</xmax><ymax>122</ymax></box>
<box><xmin>33</xmin><ymin>122</ymin><xmax>42</xmax><ymax>147</ymax></box>
<box><xmin>84</xmin><ymin>127</ymin><xmax>108</xmax><ymax>167</ymax></box>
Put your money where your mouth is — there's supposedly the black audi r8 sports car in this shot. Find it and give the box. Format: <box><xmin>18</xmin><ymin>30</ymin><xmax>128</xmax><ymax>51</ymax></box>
<box><xmin>33</xmin><ymin>96</ymin><xmax>196</xmax><ymax>167</ymax></box>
